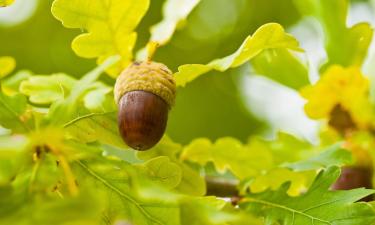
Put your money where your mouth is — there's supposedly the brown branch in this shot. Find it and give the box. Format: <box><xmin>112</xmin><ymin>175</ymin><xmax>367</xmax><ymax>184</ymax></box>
<box><xmin>205</xmin><ymin>176</ymin><xmax>239</xmax><ymax>197</ymax></box>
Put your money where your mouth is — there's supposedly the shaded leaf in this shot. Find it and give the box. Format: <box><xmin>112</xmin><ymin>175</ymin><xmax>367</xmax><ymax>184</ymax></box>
<box><xmin>252</xmin><ymin>48</ymin><xmax>309</xmax><ymax>89</ymax></box>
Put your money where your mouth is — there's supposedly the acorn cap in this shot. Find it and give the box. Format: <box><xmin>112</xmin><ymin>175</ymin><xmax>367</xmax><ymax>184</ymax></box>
<box><xmin>114</xmin><ymin>61</ymin><xmax>176</xmax><ymax>107</ymax></box>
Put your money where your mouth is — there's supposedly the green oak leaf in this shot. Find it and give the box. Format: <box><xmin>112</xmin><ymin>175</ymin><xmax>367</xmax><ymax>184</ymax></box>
<box><xmin>46</xmin><ymin>56</ymin><xmax>119</xmax><ymax>126</ymax></box>
<box><xmin>175</xmin><ymin>23</ymin><xmax>304</xmax><ymax>87</ymax></box>
<box><xmin>83</xmin><ymin>84</ymin><xmax>115</xmax><ymax>112</ymax></box>
<box><xmin>241</xmin><ymin>166</ymin><xmax>375</xmax><ymax>225</ymax></box>
<box><xmin>138</xmin><ymin>136</ymin><xmax>206</xmax><ymax>196</ymax></box>
<box><xmin>251</xmin><ymin>48</ymin><xmax>309</xmax><ymax>90</ymax></box>
<box><xmin>0</xmin><ymin>56</ymin><xmax>16</xmax><ymax>78</ymax></box>
<box><xmin>51</xmin><ymin>0</ymin><xmax>149</xmax><ymax>77</ymax></box>
<box><xmin>64</xmin><ymin>111</ymin><xmax>125</xmax><ymax>148</ymax></box>
<box><xmin>1</xmin><ymin>70</ymin><xmax>32</xmax><ymax>96</ymax></box>
<box><xmin>248</xmin><ymin>168</ymin><xmax>311</xmax><ymax>196</ymax></box>
<box><xmin>0</xmin><ymin>92</ymin><xmax>29</xmax><ymax>132</ymax></box>
<box><xmin>150</xmin><ymin>0</ymin><xmax>201</xmax><ymax>45</ymax></box>
<box><xmin>20</xmin><ymin>73</ymin><xmax>76</xmax><ymax>105</ymax></box>
<box><xmin>284</xmin><ymin>143</ymin><xmax>352</xmax><ymax>171</ymax></box>
<box><xmin>181</xmin><ymin>137</ymin><xmax>273</xmax><ymax>179</ymax></box>
<box><xmin>138</xmin><ymin>156</ymin><xmax>182</xmax><ymax>189</ymax></box>
<box><xmin>295</xmin><ymin>0</ymin><xmax>373</xmax><ymax>70</ymax></box>
<box><xmin>75</xmin><ymin>158</ymin><xmax>181</xmax><ymax>225</ymax></box>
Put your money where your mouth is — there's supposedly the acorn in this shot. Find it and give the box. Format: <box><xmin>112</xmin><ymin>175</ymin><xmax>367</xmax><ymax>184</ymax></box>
<box><xmin>114</xmin><ymin>61</ymin><xmax>176</xmax><ymax>151</ymax></box>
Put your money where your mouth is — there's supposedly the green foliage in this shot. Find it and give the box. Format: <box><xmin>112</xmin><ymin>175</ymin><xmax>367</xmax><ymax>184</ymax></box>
<box><xmin>148</xmin><ymin>0</ymin><xmax>201</xmax><ymax>45</ymax></box>
<box><xmin>240</xmin><ymin>167</ymin><xmax>375</xmax><ymax>225</ymax></box>
<box><xmin>295</xmin><ymin>0</ymin><xmax>373</xmax><ymax>71</ymax></box>
<box><xmin>0</xmin><ymin>56</ymin><xmax>16</xmax><ymax>78</ymax></box>
<box><xmin>1</xmin><ymin>0</ymin><xmax>375</xmax><ymax>224</ymax></box>
<box><xmin>175</xmin><ymin>23</ymin><xmax>308</xmax><ymax>89</ymax></box>
<box><xmin>51</xmin><ymin>0</ymin><xmax>150</xmax><ymax>76</ymax></box>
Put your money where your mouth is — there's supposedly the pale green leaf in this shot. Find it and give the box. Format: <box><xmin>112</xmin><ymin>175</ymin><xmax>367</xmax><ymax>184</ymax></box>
<box><xmin>1</xmin><ymin>70</ymin><xmax>32</xmax><ymax>96</ymax></box>
<box><xmin>138</xmin><ymin>136</ymin><xmax>206</xmax><ymax>196</ymax></box>
<box><xmin>251</xmin><ymin>48</ymin><xmax>309</xmax><ymax>89</ymax></box>
<box><xmin>175</xmin><ymin>23</ymin><xmax>303</xmax><ymax>87</ymax></box>
<box><xmin>75</xmin><ymin>159</ymin><xmax>180</xmax><ymax>225</ymax></box>
<box><xmin>20</xmin><ymin>73</ymin><xmax>76</xmax><ymax>105</ymax></box>
<box><xmin>64</xmin><ymin>111</ymin><xmax>125</xmax><ymax>148</ymax></box>
<box><xmin>176</xmin><ymin>163</ymin><xmax>206</xmax><ymax>196</ymax></box>
<box><xmin>138</xmin><ymin>156</ymin><xmax>182</xmax><ymax>189</ymax></box>
<box><xmin>248</xmin><ymin>168</ymin><xmax>311</xmax><ymax>196</ymax></box>
<box><xmin>0</xmin><ymin>135</ymin><xmax>29</xmax><ymax>185</ymax></box>
<box><xmin>0</xmin><ymin>92</ymin><xmax>29</xmax><ymax>132</ymax></box>
<box><xmin>284</xmin><ymin>143</ymin><xmax>352</xmax><ymax>171</ymax></box>
<box><xmin>241</xmin><ymin>167</ymin><xmax>375</xmax><ymax>225</ymax></box>
<box><xmin>150</xmin><ymin>0</ymin><xmax>201</xmax><ymax>45</ymax></box>
<box><xmin>83</xmin><ymin>85</ymin><xmax>115</xmax><ymax>112</ymax></box>
<box><xmin>51</xmin><ymin>0</ymin><xmax>149</xmax><ymax>77</ymax></box>
<box><xmin>47</xmin><ymin>56</ymin><xmax>119</xmax><ymax>125</ymax></box>
<box><xmin>295</xmin><ymin>0</ymin><xmax>373</xmax><ymax>70</ymax></box>
<box><xmin>0</xmin><ymin>56</ymin><xmax>16</xmax><ymax>78</ymax></box>
<box><xmin>181</xmin><ymin>137</ymin><xmax>273</xmax><ymax>179</ymax></box>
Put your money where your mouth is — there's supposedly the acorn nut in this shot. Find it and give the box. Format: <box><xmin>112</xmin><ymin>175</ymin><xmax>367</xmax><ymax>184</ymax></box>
<box><xmin>114</xmin><ymin>61</ymin><xmax>176</xmax><ymax>151</ymax></box>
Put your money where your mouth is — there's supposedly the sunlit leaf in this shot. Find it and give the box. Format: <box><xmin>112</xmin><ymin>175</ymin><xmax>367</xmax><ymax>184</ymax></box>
<box><xmin>1</xmin><ymin>70</ymin><xmax>32</xmax><ymax>96</ymax></box>
<box><xmin>64</xmin><ymin>111</ymin><xmax>125</xmax><ymax>148</ymax></box>
<box><xmin>0</xmin><ymin>92</ymin><xmax>29</xmax><ymax>132</ymax></box>
<box><xmin>181</xmin><ymin>137</ymin><xmax>273</xmax><ymax>179</ymax></box>
<box><xmin>284</xmin><ymin>143</ymin><xmax>352</xmax><ymax>171</ymax></box>
<box><xmin>150</xmin><ymin>0</ymin><xmax>201</xmax><ymax>45</ymax></box>
<box><xmin>46</xmin><ymin>56</ymin><xmax>119</xmax><ymax>125</ymax></box>
<box><xmin>0</xmin><ymin>56</ymin><xmax>16</xmax><ymax>78</ymax></box>
<box><xmin>138</xmin><ymin>136</ymin><xmax>206</xmax><ymax>196</ymax></box>
<box><xmin>138</xmin><ymin>156</ymin><xmax>182</xmax><ymax>189</ymax></box>
<box><xmin>175</xmin><ymin>23</ymin><xmax>303</xmax><ymax>87</ymax></box>
<box><xmin>51</xmin><ymin>0</ymin><xmax>149</xmax><ymax>77</ymax></box>
<box><xmin>20</xmin><ymin>73</ymin><xmax>76</xmax><ymax>105</ymax></box>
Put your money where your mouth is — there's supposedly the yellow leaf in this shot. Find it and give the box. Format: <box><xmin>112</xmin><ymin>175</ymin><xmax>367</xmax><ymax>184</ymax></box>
<box><xmin>0</xmin><ymin>56</ymin><xmax>16</xmax><ymax>78</ymax></box>
<box><xmin>0</xmin><ymin>0</ymin><xmax>14</xmax><ymax>7</ymax></box>
<box><xmin>51</xmin><ymin>0</ymin><xmax>149</xmax><ymax>77</ymax></box>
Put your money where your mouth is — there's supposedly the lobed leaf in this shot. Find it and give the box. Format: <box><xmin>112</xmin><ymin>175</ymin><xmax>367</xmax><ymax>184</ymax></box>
<box><xmin>174</xmin><ymin>23</ymin><xmax>304</xmax><ymax>87</ymax></box>
<box><xmin>51</xmin><ymin>0</ymin><xmax>149</xmax><ymax>77</ymax></box>
<box><xmin>149</xmin><ymin>0</ymin><xmax>201</xmax><ymax>45</ymax></box>
<box><xmin>284</xmin><ymin>143</ymin><xmax>352</xmax><ymax>171</ymax></box>
<box><xmin>241</xmin><ymin>166</ymin><xmax>375</xmax><ymax>225</ymax></box>
<box><xmin>181</xmin><ymin>137</ymin><xmax>273</xmax><ymax>179</ymax></box>
<box><xmin>20</xmin><ymin>73</ymin><xmax>76</xmax><ymax>105</ymax></box>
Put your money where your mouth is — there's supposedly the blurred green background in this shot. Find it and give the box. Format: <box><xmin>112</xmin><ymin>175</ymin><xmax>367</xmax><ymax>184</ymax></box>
<box><xmin>1</xmin><ymin>0</ymin><xmax>374</xmax><ymax>144</ymax></box>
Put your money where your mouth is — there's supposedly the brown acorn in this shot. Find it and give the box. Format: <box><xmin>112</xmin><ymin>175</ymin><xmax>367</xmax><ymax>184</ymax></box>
<box><xmin>114</xmin><ymin>61</ymin><xmax>176</xmax><ymax>150</ymax></box>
